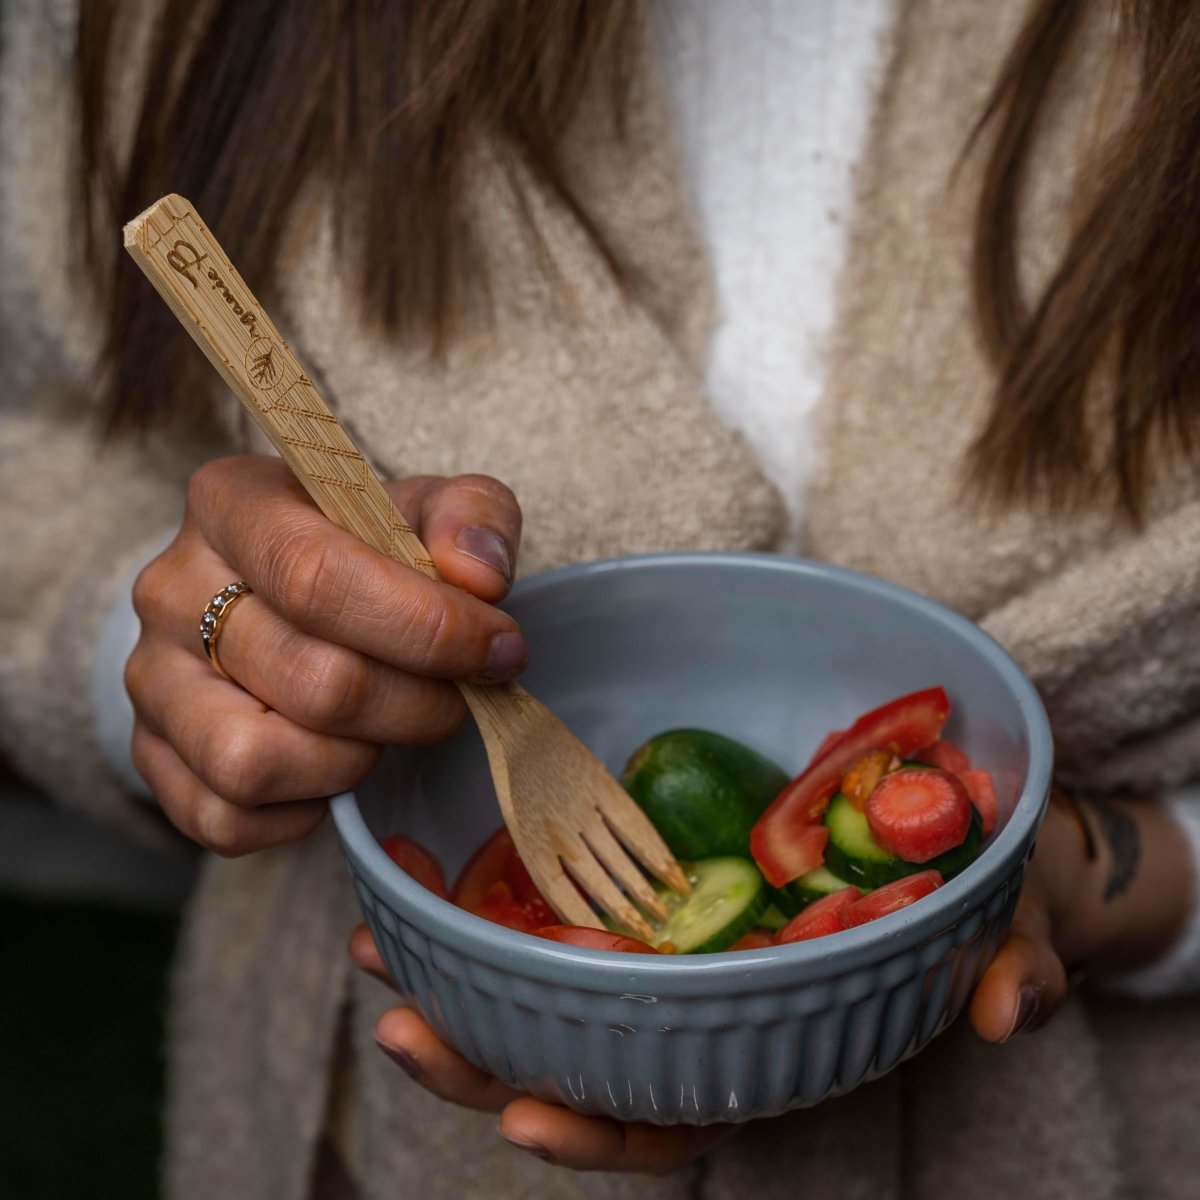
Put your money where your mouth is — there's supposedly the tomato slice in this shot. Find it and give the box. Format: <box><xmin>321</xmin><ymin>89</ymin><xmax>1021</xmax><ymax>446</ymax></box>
<box><xmin>751</xmin><ymin>688</ymin><xmax>951</xmax><ymax>887</ymax></box>
<box><xmin>773</xmin><ymin>823</ymin><xmax>829</xmax><ymax>881</ymax></box>
<box><xmin>472</xmin><ymin>880</ymin><xmax>558</xmax><ymax>934</ymax></box>
<box><xmin>453</xmin><ymin>828</ymin><xmax>557</xmax><ymax>933</ymax></box>
<box><xmin>864</xmin><ymin>768</ymin><xmax>972</xmax><ymax>863</ymax></box>
<box><xmin>775</xmin><ymin>887</ymin><xmax>859</xmax><ymax>944</ymax></box>
<box><xmin>453</xmin><ymin>828</ymin><xmax>520</xmax><ymax>911</ymax></box>
<box><xmin>380</xmin><ymin>833</ymin><xmax>450</xmax><ymax>900</ymax></box>
<box><xmin>961</xmin><ymin>769</ymin><xmax>998</xmax><ymax>836</ymax></box>
<box><xmin>807</xmin><ymin>728</ymin><xmax>847</xmax><ymax>767</ymax></box>
<box><xmin>729</xmin><ymin>929</ymin><xmax>775</xmax><ymax>951</ymax></box>
<box><xmin>535</xmin><ymin>925</ymin><xmax>661</xmax><ymax>954</ymax></box>
<box><xmin>843</xmin><ymin>870</ymin><xmax>943</xmax><ymax>927</ymax></box>
<box><xmin>912</xmin><ymin>739</ymin><xmax>972</xmax><ymax>775</ymax></box>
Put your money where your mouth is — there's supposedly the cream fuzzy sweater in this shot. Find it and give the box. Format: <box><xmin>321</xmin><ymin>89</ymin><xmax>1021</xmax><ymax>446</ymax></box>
<box><xmin>4</xmin><ymin>2</ymin><xmax>1200</xmax><ymax>1199</ymax></box>
<box><xmin>80</xmin><ymin>0</ymin><xmax>1200</xmax><ymax>997</ymax></box>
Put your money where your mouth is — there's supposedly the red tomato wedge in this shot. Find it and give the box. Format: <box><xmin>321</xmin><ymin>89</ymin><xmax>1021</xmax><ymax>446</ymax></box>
<box><xmin>775</xmin><ymin>887</ymin><xmax>860</xmax><ymax>944</ymax></box>
<box><xmin>751</xmin><ymin>687</ymin><xmax>951</xmax><ymax>887</ymax></box>
<box><xmin>473</xmin><ymin>881</ymin><xmax>557</xmax><ymax>934</ymax></box>
<box><xmin>452</xmin><ymin>827</ymin><xmax>548</xmax><ymax>911</ymax></box>
<box><xmin>961</xmin><ymin>768</ymin><xmax>998</xmax><ymax>836</ymax></box>
<box><xmin>453</xmin><ymin>828</ymin><xmax>557</xmax><ymax>934</ymax></box>
<box><xmin>535</xmin><ymin>926</ymin><xmax>661</xmax><ymax>954</ymax></box>
<box><xmin>843</xmin><ymin>870</ymin><xmax>943</xmax><ymax>927</ymax></box>
<box><xmin>807</xmin><ymin>728</ymin><xmax>847</xmax><ymax>767</ymax></box>
<box><xmin>729</xmin><ymin>929</ymin><xmax>775</xmax><ymax>951</ymax></box>
<box><xmin>380</xmin><ymin>833</ymin><xmax>450</xmax><ymax>899</ymax></box>
<box><xmin>756</xmin><ymin>824</ymin><xmax>830</xmax><ymax>885</ymax></box>
<box><xmin>864</xmin><ymin>768</ymin><xmax>972</xmax><ymax>863</ymax></box>
<box><xmin>912</xmin><ymin>739</ymin><xmax>972</xmax><ymax>775</ymax></box>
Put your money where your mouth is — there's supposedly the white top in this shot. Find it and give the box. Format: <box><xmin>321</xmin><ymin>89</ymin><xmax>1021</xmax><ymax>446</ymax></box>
<box><xmin>650</xmin><ymin>0</ymin><xmax>891</xmax><ymax>549</ymax></box>
<box><xmin>92</xmin><ymin>0</ymin><xmax>1200</xmax><ymax>995</ymax></box>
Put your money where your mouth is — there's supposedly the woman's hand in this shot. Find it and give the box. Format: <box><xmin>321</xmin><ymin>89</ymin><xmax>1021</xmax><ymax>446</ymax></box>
<box><xmin>348</xmin><ymin>925</ymin><xmax>735</xmax><ymax>1172</ymax></box>
<box><xmin>353</xmin><ymin>790</ymin><xmax>1194</xmax><ymax>1173</ymax></box>
<box><xmin>127</xmin><ymin>454</ymin><xmax>526</xmax><ymax>855</ymax></box>
<box><xmin>969</xmin><ymin>788</ymin><xmax>1194</xmax><ymax>1039</ymax></box>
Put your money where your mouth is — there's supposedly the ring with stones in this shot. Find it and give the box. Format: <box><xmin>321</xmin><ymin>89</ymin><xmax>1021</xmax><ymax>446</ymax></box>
<box><xmin>199</xmin><ymin>582</ymin><xmax>252</xmax><ymax>681</ymax></box>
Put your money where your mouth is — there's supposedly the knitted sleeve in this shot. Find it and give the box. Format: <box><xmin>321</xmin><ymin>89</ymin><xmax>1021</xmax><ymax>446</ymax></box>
<box><xmin>0</xmin><ymin>412</ymin><xmax>199</xmax><ymax>847</ymax></box>
<box><xmin>981</xmin><ymin>496</ymin><xmax>1200</xmax><ymax>798</ymax></box>
<box><xmin>0</xmin><ymin>0</ymin><xmax>227</xmax><ymax>846</ymax></box>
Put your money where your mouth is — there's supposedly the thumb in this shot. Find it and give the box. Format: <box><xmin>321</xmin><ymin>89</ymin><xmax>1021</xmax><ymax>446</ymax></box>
<box><xmin>968</xmin><ymin>886</ymin><xmax>1069</xmax><ymax>1042</ymax></box>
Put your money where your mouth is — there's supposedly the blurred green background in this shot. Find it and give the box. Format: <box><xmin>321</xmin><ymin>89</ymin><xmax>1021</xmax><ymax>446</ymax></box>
<box><xmin>0</xmin><ymin>783</ymin><xmax>192</xmax><ymax>1199</ymax></box>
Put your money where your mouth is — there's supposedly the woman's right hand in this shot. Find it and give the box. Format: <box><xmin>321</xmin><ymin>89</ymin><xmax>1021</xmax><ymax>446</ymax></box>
<box><xmin>126</xmin><ymin>455</ymin><xmax>526</xmax><ymax>855</ymax></box>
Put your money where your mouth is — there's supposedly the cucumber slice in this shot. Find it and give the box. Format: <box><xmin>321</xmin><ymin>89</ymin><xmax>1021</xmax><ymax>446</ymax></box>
<box><xmin>824</xmin><ymin>792</ymin><xmax>894</xmax><ymax>887</ymax></box>
<box><xmin>824</xmin><ymin>793</ymin><xmax>983</xmax><ymax>889</ymax></box>
<box><xmin>765</xmin><ymin>884</ymin><xmax>802</xmax><ymax>920</ymax></box>
<box><xmin>641</xmin><ymin>858</ymin><xmax>767</xmax><ymax>953</ymax></box>
<box><xmin>791</xmin><ymin>864</ymin><xmax>860</xmax><ymax>904</ymax></box>
<box><xmin>621</xmin><ymin>730</ymin><xmax>789</xmax><ymax>860</ymax></box>
<box><xmin>758</xmin><ymin>903</ymin><xmax>789</xmax><ymax>932</ymax></box>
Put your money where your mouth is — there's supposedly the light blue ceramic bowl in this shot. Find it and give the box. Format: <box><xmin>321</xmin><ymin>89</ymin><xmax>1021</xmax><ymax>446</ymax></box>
<box><xmin>331</xmin><ymin>553</ymin><xmax>1053</xmax><ymax>1125</ymax></box>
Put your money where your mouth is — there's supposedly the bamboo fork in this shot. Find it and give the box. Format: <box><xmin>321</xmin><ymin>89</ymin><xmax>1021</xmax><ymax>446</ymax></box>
<box><xmin>125</xmin><ymin>194</ymin><xmax>689</xmax><ymax>939</ymax></box>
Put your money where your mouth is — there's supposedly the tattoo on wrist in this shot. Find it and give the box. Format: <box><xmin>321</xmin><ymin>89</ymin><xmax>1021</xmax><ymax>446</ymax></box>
<box><xmin>1083</xmin><ymin>797</ymin><xmax>1140</xmax><ymax>902</ymax></box>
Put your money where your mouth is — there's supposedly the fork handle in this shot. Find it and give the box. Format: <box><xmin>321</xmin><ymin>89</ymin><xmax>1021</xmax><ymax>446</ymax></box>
<box><xmin>124</xmin><ymin>195</ymin><xmax>444</xmax><ymax>576</ymax></box>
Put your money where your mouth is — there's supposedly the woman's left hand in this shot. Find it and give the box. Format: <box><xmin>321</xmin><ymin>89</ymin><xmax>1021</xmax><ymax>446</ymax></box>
<box><xmin>348</xmin><ymin>924</ymin><xmax>734</xmax><ymax>1171</ymax></box>
<box><xmin>351</xmin><ymin>791</ymin><xmax>1193</xmax><ymax>1173</ymax></box>
<box><xmin>968</xmin><ymin>788</ymin><xmax>1192</xmax><ymax>1040</ymax></box>
<box><xmin>964</xmin><ymin>793</ymin><xmax>1088</xmax><ymax>1041</ymax></box>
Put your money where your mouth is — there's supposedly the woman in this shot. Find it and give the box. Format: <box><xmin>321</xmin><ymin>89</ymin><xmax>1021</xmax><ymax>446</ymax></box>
<box><xmin>2</xmin><ymin>0</ymin><xmax>1199</xmax><ymax>1197</ymax></box>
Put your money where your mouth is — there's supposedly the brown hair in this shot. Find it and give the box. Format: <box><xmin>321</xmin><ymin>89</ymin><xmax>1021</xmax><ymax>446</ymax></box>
<box><xmin>968</xmin><ymin>0</ymin><xmax>1200</xmax><ymax>518</ymax></box>
<box><xmin>79</xmin><ymin>0</ymin><xmax>635</xmax><ymax>436</ymax></box>
<box><xmin>79</xmin><ymin>0</ymin><xmax>1200</xmax><ymax>518</ymax></box>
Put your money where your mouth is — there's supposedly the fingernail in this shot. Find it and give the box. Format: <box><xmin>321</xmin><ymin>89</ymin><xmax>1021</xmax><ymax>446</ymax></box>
<box><xmin>499</xmin><ymin>1130</ymin><xmax>554</xmax><ymax>1162</ymax></box>
<box><xmin>483</xmin><ymin>631</ymin><xmax>529</xmax><ymax>680</ymax></box>
<box><xmin>455</xmin><ymin>526</ymin><xmax>513</xmax><ymax>582</ymax></box>
<box><xmin>375</xmin><ymin>1038</ymin><xmax>422</xmax><ymax>1081</ymax></box>
<box><xmin>1003</xmin><ymin>985</ymin><xmax>1043</xmax><ymax>1040</ymax></box>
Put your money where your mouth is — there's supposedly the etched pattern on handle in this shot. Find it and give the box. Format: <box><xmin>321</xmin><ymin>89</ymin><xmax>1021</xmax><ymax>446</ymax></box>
<box><xmin>123</xmin><ymin>194</ymin><xmax>438</xmax><ymax>578</ymax></box>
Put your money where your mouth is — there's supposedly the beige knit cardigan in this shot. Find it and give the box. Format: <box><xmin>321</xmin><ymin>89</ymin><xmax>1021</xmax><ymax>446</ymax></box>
<box><xmin>3</xmin><ymin>2</ymin><xmax>1200</xmax><ymax>1199</ymax></box>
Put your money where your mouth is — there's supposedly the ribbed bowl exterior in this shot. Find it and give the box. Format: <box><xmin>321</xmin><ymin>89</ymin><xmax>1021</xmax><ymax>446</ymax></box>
<box><xmin>331</xmin><ymin>552</ymin><xmax>1053</xmax><ymax>1125</ymax></box>
<box><xmin>341</xmin><ymin>840</ymin><xmax>1031</xmax><ymax>1124</ymax></box>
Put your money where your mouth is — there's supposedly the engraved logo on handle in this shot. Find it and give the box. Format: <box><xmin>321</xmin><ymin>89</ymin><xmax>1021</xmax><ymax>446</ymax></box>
<box><xmin>245</xmin><ymin>337</ymin><xmax>280</xmax><ymax>389</ymax></box>
<box><xmin>166</xmin><ymin>240</ymin><xmax>207</xmax><ymax>287</ymax></box>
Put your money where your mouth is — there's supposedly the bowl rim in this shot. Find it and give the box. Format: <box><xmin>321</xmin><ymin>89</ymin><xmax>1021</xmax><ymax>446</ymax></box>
<box><xmin>331</xmin><ymin>551</ymin><xmax>1052</xmax><ymax>993</ymax></box>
